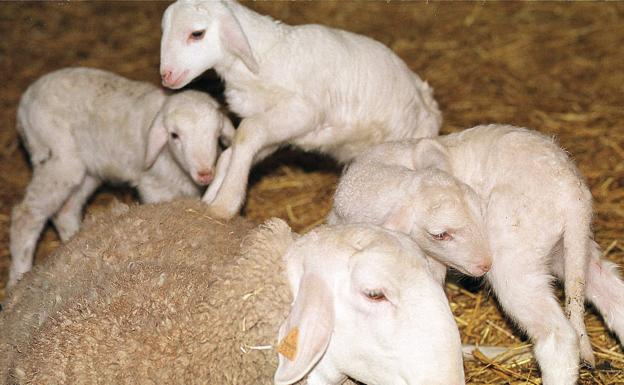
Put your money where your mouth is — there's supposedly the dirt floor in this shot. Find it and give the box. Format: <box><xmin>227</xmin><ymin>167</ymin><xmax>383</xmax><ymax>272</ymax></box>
<box><xmin>0</xmin><ymin>2</ymin><xmax>623</xmax><ymax>383</ymax></box>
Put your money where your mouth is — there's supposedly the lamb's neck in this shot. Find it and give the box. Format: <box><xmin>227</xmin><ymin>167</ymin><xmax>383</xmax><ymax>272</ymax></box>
<box><xmin>215</xmin><ymin>2</ymin><xmax>288</xmax><ymax>84</ymax></box>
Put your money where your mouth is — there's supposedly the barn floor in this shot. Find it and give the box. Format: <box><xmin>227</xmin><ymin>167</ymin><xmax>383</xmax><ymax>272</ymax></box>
<box><xmin>0</xmin><ymin>2</ymin><xmax>623</xmax><ymax>383</ymax></box>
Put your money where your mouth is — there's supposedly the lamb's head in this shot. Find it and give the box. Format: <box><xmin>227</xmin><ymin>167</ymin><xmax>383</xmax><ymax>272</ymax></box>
<box><xmin>275</xmin><ymin>223</ymin><xmax>464</xmax><ymax>385</ymax></box>
<box><xmin>144</xmin><ymin>90</ymin><xmax>234</xmax><ymax>186</ymax></box>
<box><xmin>383</xmin><ymin>139</ymin><xmax>492</xmax><ymax>277</ymax></box>
<box><xmin>160</xmin><ymin>0</ymin><xmax>258</xmax><ymax>89</ymax></box>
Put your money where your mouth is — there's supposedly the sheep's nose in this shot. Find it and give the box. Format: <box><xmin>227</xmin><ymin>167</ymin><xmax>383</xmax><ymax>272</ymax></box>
<box><xmin>479</xmin><ymin>261</ymin><xmax>492</xmax><ymax>273</ymax></box>
<box><xmin>469</xmin><ymin>259</ymin><xmax>492</xmax><ymax>277</ymax></box>
<box><xmin>196</xmin><ymin>170</ymin><xmax>214</xmax><ymax>186</ymax></box>
<box><xmin>161</xmin><ymin>70</ymin><xmax>173</xmax><ymax>85</ymax></box>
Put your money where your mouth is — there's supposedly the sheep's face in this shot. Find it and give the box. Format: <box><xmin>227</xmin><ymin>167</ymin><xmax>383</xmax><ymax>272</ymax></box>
<box><xmin>384</xmin><ymin>171</ymin><xmax>492</xmax><ymax>277</ymax></box>
<box><xmin>160</xmin><ymin>1</ymin><xmax>223</xmax><ymax>89</ymax></box>
<box><xmin>162</xmin><ymin>92</ymin><xmax>223</xmax><ymax>186</ymax></box>
<box><xmin>275</xmin><ymin>225</ymin><xmax>464</xmax><ymax>385</ymax></box>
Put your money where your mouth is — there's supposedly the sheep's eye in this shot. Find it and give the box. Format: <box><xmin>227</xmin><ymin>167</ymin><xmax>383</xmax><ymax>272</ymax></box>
<box><xmin>190</xmin><ymin>30</ymin><xmax>205</xmax><ymax>40</ymax></box>
<box><xmin>170</xmin><ymin>132</ymin><xmax>179</xmax><ymax>140</ymax></box>
<box><xmin>431</xmin><ymin>231</ymin><xmax>452</xmax><ymax>241</ymax></box>
<box><xmin>364</xmin><ymin>289</ymin><xmax>387</xmax><ymax>302</ymax></box>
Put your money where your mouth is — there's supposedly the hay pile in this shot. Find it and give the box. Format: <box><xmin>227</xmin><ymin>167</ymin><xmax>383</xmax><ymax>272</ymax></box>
<box><xmin>0</xmin><ymin>2</ymin><xmax>622</xmax><ymax>383</ymax></box>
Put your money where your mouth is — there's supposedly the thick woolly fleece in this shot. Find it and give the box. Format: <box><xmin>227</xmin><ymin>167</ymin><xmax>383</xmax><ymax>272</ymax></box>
<box><xmin>0</xmin><ymin>199</ymin><xmax>312</xmax><ymax>385</ymax></box>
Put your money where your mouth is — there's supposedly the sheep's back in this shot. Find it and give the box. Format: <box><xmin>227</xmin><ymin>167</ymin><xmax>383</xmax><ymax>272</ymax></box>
<box><xmin>0</xmin><ymin>199</ymin><xmax>256</xmax><ymax>384</ymax></box>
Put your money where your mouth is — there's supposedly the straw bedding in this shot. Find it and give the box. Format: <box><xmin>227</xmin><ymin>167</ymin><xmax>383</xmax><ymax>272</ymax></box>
<box><xmin>0</xmin><ymin>2</ymin><xmax>622</xmax><ymax>383</ymax></box>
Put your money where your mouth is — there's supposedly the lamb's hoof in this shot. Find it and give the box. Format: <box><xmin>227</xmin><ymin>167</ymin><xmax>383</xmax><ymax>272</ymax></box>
<box><xmin>206</xmin><ymin>203</ymin><xmax>238</xmax><ymax>221</ymax></box>
<box><xmin>7</xmin><ymin>271</ymin><xmax>22</xmax><ymax>290</ymax></box>
<box><xmin>579</xmin><ymin>337</ymin><xmax>596</xmax><ymax>369</ymax></box>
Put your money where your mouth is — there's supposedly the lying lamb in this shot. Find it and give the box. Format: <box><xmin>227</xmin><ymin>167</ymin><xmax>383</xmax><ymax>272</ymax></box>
<box><xmin>1</xmin><ymin>199</ymin><xmax>464</xmax><ymax>385</ymax></box>
<box><xmin>159</xmin><ymin>0</ymin><xmax>442</xmax><ymax>219</ymax></box>
<box><xmin>9</xmin><ymin>67</ymin><xmax>234</xmax><ymax>287</ymax></box>
<box><xmin>331</xmin><ymin>124</ymin><xmax>624</xmax><ymax>385</ymax></box>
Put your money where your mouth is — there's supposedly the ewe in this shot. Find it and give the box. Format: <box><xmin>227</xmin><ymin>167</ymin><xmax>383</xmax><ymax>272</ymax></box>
<box><xmin>2</xmin><ymin>200</ymin><xmax>464</xmax><ymax>385</ymax></box>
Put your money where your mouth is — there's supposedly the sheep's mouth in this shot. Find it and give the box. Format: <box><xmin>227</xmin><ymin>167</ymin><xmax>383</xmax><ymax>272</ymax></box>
<box><xmin>455</xmin><ymin>262</ymin><xmax>491</xmax><ymax>277</ymax></box>
<box><xmin>194</xmin><ymin>170</ymin><xmax>214</xmax><ymax>186</ymax></box>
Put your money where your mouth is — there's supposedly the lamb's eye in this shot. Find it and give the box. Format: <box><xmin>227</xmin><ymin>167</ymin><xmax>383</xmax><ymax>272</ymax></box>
<box><xmin>364</xmin><ymin>289</ymin><xmax>387</xmax><ymax>302</ymax></box>
<box><xmin>170</xmin><ymin>132</ymin><xmax>179</xmax><ymax>140</ymax></box>
<box><xmin>431</xmin><ymin>231</ymin><xmax>452</xmax><ymax>241</ymax></box>
<box><xmin>189</xmin><ymin>30</ymin><xmax>205</xmax><ymax>40</ymax></box>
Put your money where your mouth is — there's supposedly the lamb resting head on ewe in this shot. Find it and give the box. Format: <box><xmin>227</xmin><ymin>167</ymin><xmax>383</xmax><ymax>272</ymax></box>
<box><xmin>329</xmin><ymin>156</ymin><xmax>492</xmax><ymax>278</ymax></box>
<box><xmin>331</xmin><ymin>124</ymin><xmax>624</xmax><ymax>385</ymax></box>
<box><xmin>159</xmin><ymin>0</ymin><xmax>442</xmax><ymax>219</ymax></box>
<box><xmin>8</xmin><ymin>67</ymin><xmax>235</xmax><ymax>287</ymax></box>
<box><xmin>1</xmin><ymin>199</ymin><xmax>464</xmax><ymax>385</ymax></box>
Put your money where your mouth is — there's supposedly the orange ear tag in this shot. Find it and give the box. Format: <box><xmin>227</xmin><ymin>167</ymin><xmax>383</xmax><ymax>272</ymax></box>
<box><xmin>277</xmin><ymin>327</ymin><xmax>299</xmax><ymax>361</ymax></box>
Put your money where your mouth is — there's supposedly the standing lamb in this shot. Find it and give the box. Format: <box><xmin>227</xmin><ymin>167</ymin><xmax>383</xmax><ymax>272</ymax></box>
<box><xmin>331</xmin><ymin>124</ymin><xmax>624</xmax><ymax>385</ymax></box>
<box><xmin>9</xmin><ymin>67</ymin><xmax>235</xmax><ymax>287</ymax></box>
<box><xmin>1</xmin><ymin>199</ymin><xmax>464</xmax><ymax>385</ymax></box>
<box><xmin>159</xmin><ymin>0</ymin><xmax>442</xmax><ymax>219</ymax></box>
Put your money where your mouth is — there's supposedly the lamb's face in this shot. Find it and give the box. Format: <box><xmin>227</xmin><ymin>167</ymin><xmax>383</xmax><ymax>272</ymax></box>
<box><xmin>162</xmin><ymin>92</ymin><xmax>222</xmax><ymax>186</ymax></box>
<box><xmin>409</xmin><ymin>174</ymin><xmax>492</xmax><ymax>277</ymax></box>
<box><xmin>160</xmin><ymin>1</ymin><xmax>223</xmax><ymax>89</ymax></box>
<box><xmin>275</xmin><ymin>225</ymin><xmax>464</xmax><ymax>385</ymax></box>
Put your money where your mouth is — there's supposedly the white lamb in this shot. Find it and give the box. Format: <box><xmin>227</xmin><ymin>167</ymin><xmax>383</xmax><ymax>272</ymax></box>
<box><xmin>9</xmin><ymin>67</ymin><xmax>234</xmax><ymax>287</ymax></box>
<box><xmin>331</xmin><ymin>124</ymin><xmax>624</xmax><ymax>385</ymax></box>
<box><xmin>159</xmin><ymin>0</ymin><xmax>442</xmax><ymax>219</ymax></box>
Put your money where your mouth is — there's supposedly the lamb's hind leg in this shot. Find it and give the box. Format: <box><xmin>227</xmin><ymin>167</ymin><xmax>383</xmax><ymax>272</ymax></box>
<box><xmin>9</xmin><ymin>158</ymin><xmax>86</xmax><ymax>287</ymax></box>
<box><xmin>488</xmin><ymin>249</ymin><xmax>579</xmax><ymax>385</ymax></box>
<box><xmin>553</xmin><ymin>239</ymin><xmax>624</xmax><ymax>347</ymax></box>
<box><xmin>52</xmin><ymin>174</ymin><xmax>100</xmax><ymax>242</ymax></box>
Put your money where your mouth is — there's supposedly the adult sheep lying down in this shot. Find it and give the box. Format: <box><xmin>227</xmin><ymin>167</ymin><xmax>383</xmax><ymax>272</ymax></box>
<box><xmin>0</xmin><ymin>199</ymin><xmax>464</xmax><ymax>385</ymax></box>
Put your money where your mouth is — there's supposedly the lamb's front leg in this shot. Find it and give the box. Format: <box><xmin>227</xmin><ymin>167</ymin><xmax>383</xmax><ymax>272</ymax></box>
<box><xmin>203</xmin><ymin>98</ymin><xmax>318</xmax><ymax>219</ymax></box>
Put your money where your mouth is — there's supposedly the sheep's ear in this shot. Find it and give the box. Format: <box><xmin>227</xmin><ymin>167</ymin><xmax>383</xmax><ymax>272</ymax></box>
<box><xmin>144</xmin><ymin>110</ymin><xmax>168</xmax><ymax>169</ymax></box>
<box><xmin>220</xmin><ymin>116</ymin><xmax>236</xmax><ymax>147</ymax></box>
<box><xmin>274</xmin><ymin>273</ymin><xmax>334</xmax><ymax>385</ymax></box>
<box><xmin>218</xmin><ymin>4</ymin><xmax>259</xmax><ymax>74</ymax></box>
<box><xmin>382</xmin><ymin>203</ymin><xmax>414</xmax><ymax>234</ymax></box>
<box><xmin>412</xmin><ymin>138</ymin><xmax>451</xmax><ymax>173</ymax></box>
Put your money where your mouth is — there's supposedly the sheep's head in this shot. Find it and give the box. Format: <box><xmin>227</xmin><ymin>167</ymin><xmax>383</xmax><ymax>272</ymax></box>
<box><xmin>160</xmin><ymin>0</ymin><xmax>258</xmax><ymax>89</ymax></box>
<box><xmin>275</xmin><ymin>223</ymin><xmax>464</xmax><ymax>385</ymax></box>
<box><xmin>383</xmin><ymin>139</ymin><xmax>492</xmax><ymax>277</ymax></box>
<box><xmin>144</xmin><ymin>90</ymin><xmax>234</xmax><ymax>186</ymax></box>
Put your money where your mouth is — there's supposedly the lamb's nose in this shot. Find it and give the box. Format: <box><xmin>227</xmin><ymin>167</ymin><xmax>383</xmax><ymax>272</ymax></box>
<box><xmin>196</xmin><ymin>170</ymin><xmax>214</xmax><ymax>185</ymax></box>
<box><xmin>479</xmin><ymin>261</ymin><xmax>492</xmax><ymax>273</ymax></box>
<box><xmin>161</xmin><ymin>70</ymin><xmax>173</xmax><ymax>85</ymax></box>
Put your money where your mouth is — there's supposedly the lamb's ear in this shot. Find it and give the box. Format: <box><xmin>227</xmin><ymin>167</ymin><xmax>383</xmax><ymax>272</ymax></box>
<box><xmin>144</xmin><ymin>110</ymin><xmax>168</xmax><ymax>169</ymax></box>
<box><xmin>274</xmin><ymin>273</ymin><xmax>334</xmax><ymax>385</ymax></box>
<box><xmin>382</xmin><ymin>203</ymin><xmax>415</xmax><ymax>234</ymax></box>
<box><xmin>412</xmin><ymin>138</ymin><xmax>451</xmax><ymax>173</ymax></box>
<box><xmin>218</xmin><ymin>4</ymin><xmax>259</xmax><ymax>74</ymax></box>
